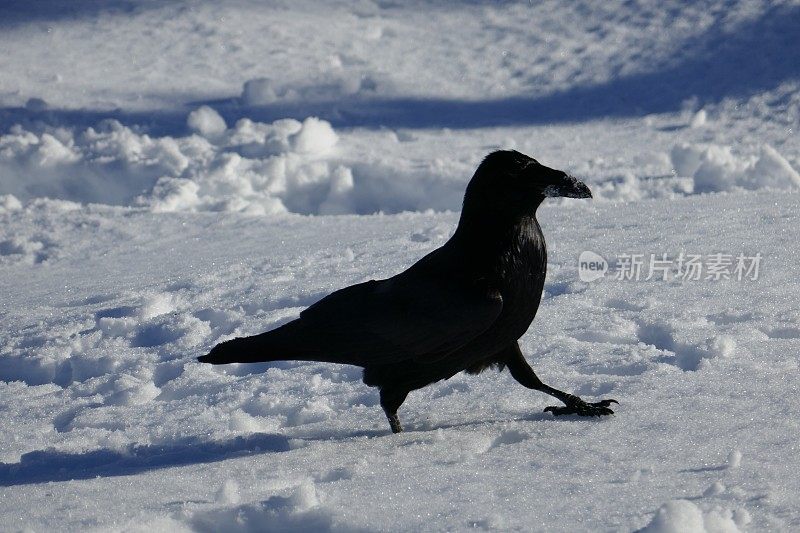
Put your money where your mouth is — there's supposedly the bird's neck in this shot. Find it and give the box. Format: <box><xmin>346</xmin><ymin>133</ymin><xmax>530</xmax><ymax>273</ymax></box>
<box><xmin>448</xmin><ymin>206</ymin><xmax>545</xmax><ymax>274</ymax></box>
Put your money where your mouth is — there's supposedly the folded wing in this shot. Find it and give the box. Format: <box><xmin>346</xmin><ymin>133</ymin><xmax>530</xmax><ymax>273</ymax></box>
<box><xmin>262</xmin><ymin>272</ymin><xmax>503</xmax><ymax>366</ymax></box>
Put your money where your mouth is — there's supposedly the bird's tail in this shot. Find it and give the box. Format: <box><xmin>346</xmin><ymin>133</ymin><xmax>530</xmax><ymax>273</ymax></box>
<box><xmin>197</xmin><ymin>320</ymin><xmax>327</xmax><ymax>365</ymax></box>
<box><xmin>198</xmin><ymin>336</ymin><xmax>261</xmax><ymax>365</ymax></box>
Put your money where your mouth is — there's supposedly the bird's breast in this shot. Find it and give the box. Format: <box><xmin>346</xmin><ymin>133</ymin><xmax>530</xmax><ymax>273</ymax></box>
<box><xmin>493</xmin><ymin>223</ymin><xmax>547</xmax><ymax>338</ymax></box>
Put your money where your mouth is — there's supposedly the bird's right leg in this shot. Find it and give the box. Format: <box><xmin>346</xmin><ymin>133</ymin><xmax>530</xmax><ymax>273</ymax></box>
<box><xmin>501</xmin><ymin>342</ymin><xmax>617</xmax><ymax>417</ymax></box>
<box><xmin>380</xmin><ymin>388</ymin><xmax>409</xmax><ymax>434</ymax></box>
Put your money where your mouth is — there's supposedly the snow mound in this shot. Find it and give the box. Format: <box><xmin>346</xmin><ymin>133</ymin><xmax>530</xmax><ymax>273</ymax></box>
<box><xmin>3</xmin><ymin>117</ymin><xmax>798</xmax><ymax>215</ymax></box>
<box><xmin>0</xmin><ymin>113</ymin><xmax>469</xmax><ymax>215</ymax></box>
<box><xmin>0</xmin><ymin>116</ymin><xmax>349</xmax><ymax>215</ymax></box>
<box><xmin>671</xmin><ymin>143</ymin><xmax>800</xmax><ymax>193</ymax></box>
<box><xmin>290</xmin><ymin>117</ymin><xmax>337</xmax><ymax>156</ymax></box>
<box><xmin>641</xmin><ymin>500</ymin><xmax>747</xmax><ymax>533</ymax></box>
<box><xmin>187</xmin><ymin>106</ymin><xmax>228</xmax><ymax>139</ymax></box>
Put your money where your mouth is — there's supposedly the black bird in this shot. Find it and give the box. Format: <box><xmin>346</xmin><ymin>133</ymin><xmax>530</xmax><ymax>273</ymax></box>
<box><xmin>198</xmin><ymin>150</ymin><xmax>617</xmax><ymax>433</ymax></box>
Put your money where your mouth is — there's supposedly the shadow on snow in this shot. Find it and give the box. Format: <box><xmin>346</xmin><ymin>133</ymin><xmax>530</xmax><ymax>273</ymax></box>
<box><xmin>1</xmin><ymin>4</ymin><xmax>798</xmax><ymax>135</ymax></box>
<box><xmin>0</xmin><ymin>0</ymin><xmax>184</xmax><ymax>27</ymax></box>
<box><xmin>0</xmin><ymin>432</ymin><xmax>290</xmax><ymax>487</ymax></box>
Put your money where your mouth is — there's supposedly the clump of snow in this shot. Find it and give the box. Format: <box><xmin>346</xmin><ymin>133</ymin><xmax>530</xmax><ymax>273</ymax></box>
<box><xmin>675</xmin><ymin>335</ymin><xmax>737</xmax><ymax>370</ymax></box>
<box><xmin>690</xmin><ymin>109</ymin><xmax>708</xmax><ymax>128</ymax></box>
<box><xmin>317</xmin><ymin>166</ymin><xmax>355</xmax><ymax>215</ymax></box>
<box><xmin>751</xmin><ymin>145</ymin><xmax>800</xmax><ymax>190</ymax></box>
<box><xmin>670</xmin><ymin>144</ymin><xmax>704</xmax><ymax>178</ymax></box>
<box><xmin>703</xmin><ymin>508</ymin><xmax>748</xmax><ymax>533</ymax></box>
<box><xmin>641</xmin><ymin>500</ymin><xmax>705</xmax><ymax>533</ymax></box>
<box><xmin>0</xmin><ymin>126</ymin><xmax>77</xmax><ymax>169</ymax></box>
<box><xmin>732</xmin><ymin>509</ymin><xmax>752</xmax><ymax>528</ymax></box>
<box><xmin>704</xmin><ymin>481</ymin><xmax>726</xmax><ymax>496</ymax></box>
<box><xmin>290</xmin><ymin>117</ymin><xmax>338</xmax><ymax>155</ymax></box>
<box><xmin>32</xmin><ymin>133</ymin><xmax>80</xmax><ymax>167</ymax></box>
<box><xmin>240</xmin><ymin>72</ymin><xmax>378</xmax><ymax>106</ymax></box>
<box><xmin>139</xmin><ymin>292</ymin><xmax>177</xmax><ymax>320</ymax></box>
<box><xmin>637</xmin><ymin>322</ymin><xmax>736</xmax><ymax>371</ymax></box>
<box><xmin>106</xmin><ymin>374</ymin><xmax>161</xmax><ymax>406</ymax></box>
<box><xmin>216</xmin><ymin>480</ymin><xmax>241</xmax><ymax>505</ymax></box>
<box><xmin>641</xmin><ymin>500</ymin><xmax>742</xmax><ymax>533</ymax></box>
<box><xmin>694</xmin><ymin>145</ymin><xmax>745</xmax><ymax>192</ymax></box>
<box><xmin>187</xmin><ymin>106</ymin><xmax>227</xmax><ymax>139</ymax></box>
<box><xmin>228</xmin><ymin>410</ymin><xmax>277</xmax><ymax>433</ymax></box>
<box><xmin>241</xmin><ymin>78</ymin><xmax>280</xmax><ymax>106</ymax></box>
<box><xmin>708</xmin><ymin>336</ymin><xmax>736</xmax><ymax>359</ymax></box>
<box><xmin>671</xmin><ymin>142</ymin><xmax>800</xmax><ymax>193</ymax></box>
<box><xmin>82</xmin><ymin>120</ymin><xmax>190</xmax><ymax>175</ymax></box>
<box><xmin>0</xmin><ymin>194</ymin><xmax>22</xmax><ymax>213</ymax></box>
<box><xmin>148</xmin><ymin>177</ymin><xmax>201</xmax><ymax>213</ymax></box>
<box><xmin>286</xmin><ymin>398</ymin><xmax>334</xmax><ymax>427</ymax></box>
<box><xmin>288</xmin><ymin>481</ymin><xmax>321</xmax><ymax>511</ymax></box>
<box><xmin>727</xmin><ymin>449</ymin><xmax>742</xmax><ymax>469</ymax></box>
<box><xmin>190</xmin><ymin>481</ymin><xmax>332</xmax><ymax>532</ymax></box>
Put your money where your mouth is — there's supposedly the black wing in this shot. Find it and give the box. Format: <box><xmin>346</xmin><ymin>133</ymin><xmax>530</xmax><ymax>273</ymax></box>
<box><xmin>274</xmin><ymin>272</ymin><xmax>503</xmax><ymax>366</ymax></box>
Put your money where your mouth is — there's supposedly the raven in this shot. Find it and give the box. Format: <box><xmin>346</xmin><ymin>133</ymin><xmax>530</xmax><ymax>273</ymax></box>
<box><xmin>199</xmin><ymin>150</ymin><xmax>617</xmax><ymax>433</ymax></box>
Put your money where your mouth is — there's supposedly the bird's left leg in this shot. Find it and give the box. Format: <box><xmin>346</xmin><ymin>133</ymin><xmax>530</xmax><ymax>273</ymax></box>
<box><xmin>501</xmin><ymin>342</ymin><xmax>617</xmax><ymax>416</ymax></box>
<box><xmin>380</xmin><ymin>388</ymin><xmax>409</xmax><ymax>433</ymax></box>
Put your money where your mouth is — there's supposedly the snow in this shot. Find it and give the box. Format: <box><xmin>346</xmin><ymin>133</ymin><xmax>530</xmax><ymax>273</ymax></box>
<box><xmin>2</xmin><ymin>193</ymin><xmax>798</xmax><ymax>530</ymax></box>
<box><xmin>640</xmin><ymin>500</ymin><xmax>745</xmax><ymax>533</ymax></box>
<box><xmin>187</xmin><ymin>106</ymin><xmax>227</xmax><ymax>139</ymax></box>
<box><xmin>0</xmin><ymin>194</ymin><xmax>23</xmax><ymax>213</ymax></box>
<box><xmin>671</xmin><ymin>142</ymin><xmax>800</xmax><ymax>193</ymax></box>
<box><xmin>1</xmin><ymin>0</ymin><xmax>799</xmax><ymax>530</ymax></box>
<box><xmin>2</xmin><ymin>117</ymin><xmax>797</xmax><ymax>215</ymax></box>
<box><xmin>728</xmin><ymin>450</ymin><xmax>744</xmax><ymax>470</ymax></box>
<box><xmin>690</xmin><ymin>109</ymin><xmax>708</xmax><ymax>129</ymax></box>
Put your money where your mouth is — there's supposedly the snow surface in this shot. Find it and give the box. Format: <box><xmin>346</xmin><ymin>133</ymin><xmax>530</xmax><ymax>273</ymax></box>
<box><xmin>1</xmin><ymin>0</ymin><xmax>799</xmax><ymax>531</ymax></box>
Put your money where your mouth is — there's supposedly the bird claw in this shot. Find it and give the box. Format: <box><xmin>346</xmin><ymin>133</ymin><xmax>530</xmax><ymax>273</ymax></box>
<box><xmin>544</xmin><ymin>398</ymin><xmax>618</xmax><ymax>417</ymax></box>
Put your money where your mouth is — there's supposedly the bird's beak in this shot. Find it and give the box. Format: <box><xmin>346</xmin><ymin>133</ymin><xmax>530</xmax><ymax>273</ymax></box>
<box><xmin>543</xmin><ymin>174</ymin><xmax>592</xmax><ymax>199</ymax></box>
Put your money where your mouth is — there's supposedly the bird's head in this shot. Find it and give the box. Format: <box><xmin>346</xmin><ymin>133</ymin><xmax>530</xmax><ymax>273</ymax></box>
<box><xmin>463</xmin><ymin>150</ymin><xmax>592</xmax><ymax>218</ymax></box>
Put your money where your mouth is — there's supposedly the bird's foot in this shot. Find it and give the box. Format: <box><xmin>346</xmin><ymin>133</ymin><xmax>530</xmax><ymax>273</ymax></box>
<box><xmin>544</xmin><ymin>395</ymin><xmax>618</xmax><ymax>417</ymax></box>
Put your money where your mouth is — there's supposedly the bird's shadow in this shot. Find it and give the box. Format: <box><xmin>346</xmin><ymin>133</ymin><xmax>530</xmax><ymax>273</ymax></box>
<box><xmin>0</xmin><ymin>432</ymin><xmax>291</xmax><ymax>487</ymax></box>
<box><xmin>1</xmin><ymin>409</ymin><xmax>617</xmax><ymax>487</ymax></box>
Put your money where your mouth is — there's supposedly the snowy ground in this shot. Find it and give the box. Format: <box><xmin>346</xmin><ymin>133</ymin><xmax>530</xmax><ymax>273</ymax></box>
<box><xmin>1</xmin><ymin>1</ymin><xmax>799</xmax><ymax>531</ymax></box>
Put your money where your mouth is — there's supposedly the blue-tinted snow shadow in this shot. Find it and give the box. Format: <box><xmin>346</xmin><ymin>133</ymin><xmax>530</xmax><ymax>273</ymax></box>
<box><xmin>0</xmin><ymin>0</ymin><xmax>501</xmax><ymax>26</ymax></box>
<box><xmin>679</xmin><ymin>464</ymin><xmax>728</xmax><ymax>474</ymax></box>
<box><xmin>0</xmin><ymin>0</ymin><xmax>185</xmax><ymax>27</ymax></box>
<box><xmin>193</xmin><ymin>3</ymin><xmax>800</xmax><ymax>128</ymax></box>
<box><xmin>0</xmin><ymin>433</ymin><xmax>291</xmax><ymax>487</ymax></box>
<box><xmin>1</xmin><ymin>4</ymin><xmax>798</xmax><ymax>135</ymax></box>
